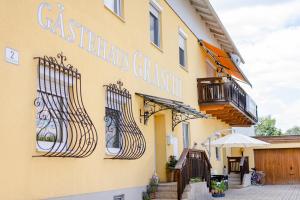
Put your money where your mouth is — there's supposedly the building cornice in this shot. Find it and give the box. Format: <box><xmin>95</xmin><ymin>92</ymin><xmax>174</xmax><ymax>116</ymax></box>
<box><xmin>189</xmin><ymin>0</ymin><xmax>244</xmax><ymax>63</ymax></box>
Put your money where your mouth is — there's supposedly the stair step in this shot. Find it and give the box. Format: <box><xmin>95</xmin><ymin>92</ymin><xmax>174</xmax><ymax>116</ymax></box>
<box><xmin>155</xmin><ymin>191</ymin><xmax>177</xmax><ymax>199</ymax></box>
<box><xmin>154</xmin><ymin>182</ymin><xmax>193</xmax><ymax>199</ymax></box>
<box><xmin>228</xmin><ymin>179</ymin><xmax>241</xmax><ymax>185</ymax></box>
<box><xmin>157</xmin><ymin>182</ymin><xmax>177</xmax><ymax>192</ymax></box>
<box><xmin>229</xmin><ymin>173</ymin><xmax>240</xmax><ymax>178</ymax></box>
<box><xmin>155</xmin><ymin>191</ymin><xmax>189</xmax><ymax>199</ymax></box>
<box><xmin>158</xmin><ymin>182</ymin><xmax>177</xmax><ymax>186</ymax></box>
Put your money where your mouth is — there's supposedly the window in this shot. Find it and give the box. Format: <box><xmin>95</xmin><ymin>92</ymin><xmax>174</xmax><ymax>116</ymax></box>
<box><xmin>182</xmin><ymin>123</ymin><xmax>190</xmax><ymax>148</ymax></box>
<box><xmin>34</xmin><ymin>53</ymin><xmax>98</xmax><ymax>158</ymax></box>
<box><xmin>104</xmin><ymin>81</ymin><xmax>146</xmax><ymax>159</ymax></box>
<box><xmin>179</xmin><ymin>31</ymin><xmax>187</xmax><ymax>67</ymax></box>
<box><xmin>216</xmin><ymin>147</ymin><xmax>221</xmax><ymax>161</ymax></box>
<box><xmin>104</xmin><ymin>0</ymin><xmax>122</xmax><ymax>17</ymax></box>
<box><xmin>150</xmin><ymin>2</ymin><xmax>161</xmax><ymax>47</ymax></box>
<box><xmin>36</xmin><ymin>77</ymin><xmax>68</xmax><ymax>153</ymax></box>
<box><xmin>105</xmin><ymin>95</ymin><xmax>122</xmax><ymax>154</ymax></box>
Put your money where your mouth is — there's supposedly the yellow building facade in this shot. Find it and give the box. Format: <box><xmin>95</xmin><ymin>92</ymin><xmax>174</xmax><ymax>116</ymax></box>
<box><xmin>0</xmin><ymin>0</ymin><xmax>257</xmax><ymax>199</ymax></box>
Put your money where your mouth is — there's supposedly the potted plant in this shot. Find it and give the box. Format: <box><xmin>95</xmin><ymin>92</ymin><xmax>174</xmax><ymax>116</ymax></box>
<box><xmin>143</xmin><ymin>174</ymin><xmax>159</xmax><ymax>199</ymax></box>
<box><xmin>166</xmin><ymin>155</ymin><xmax>178</xmax><ymax>182</ymax></box>
<box><xmin>211</xmin><ymin>180</ymin><xmax>226</xmax><ymax>198</ymax></box>
<box><xmin>142</xmin><ymin>192</ymin><xmax>150</xmax><ymax>200</ymax></box>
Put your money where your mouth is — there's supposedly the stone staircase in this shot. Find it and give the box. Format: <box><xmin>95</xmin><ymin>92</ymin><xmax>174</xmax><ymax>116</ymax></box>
<box><xmin>153</xmin><ymin>182</ymin><xmax>190</xmax><ymax>200</ymax></box>
<box><xmin>228</xmin><ymin>173</ymin><xmax>243</xmax><ymax>189</ymax></box>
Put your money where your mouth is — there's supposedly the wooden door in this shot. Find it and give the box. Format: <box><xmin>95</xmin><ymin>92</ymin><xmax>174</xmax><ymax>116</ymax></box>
<box><xmin>154</xmin><ymin>115</ymin><xmax>167</xmax><ymax>182</ymax></box>
<box><xmin>254</xmin><ymin>148</ymin><xmax>300</xmax><ymax>185</ymax></box>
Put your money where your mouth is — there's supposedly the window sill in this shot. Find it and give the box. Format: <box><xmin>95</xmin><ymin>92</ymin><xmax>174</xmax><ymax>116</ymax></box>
<box><xmin>104</xmin><ymin>5</ymin><xmax>125</xmax><ymax>23</ymax></box>
<box><xmin>105</xmin><ymin>147</ymin><xmax>120</xmax><ymax>156</ymax></box>
<box><xmin>150</xmin><ymin>42</ymin><xmax>163</xmax><ymax>53</ymax></box>
<box><xmin>179</xmin><ymin>64</ymin><xmax>188</xmax><ymax>72</ymax></box>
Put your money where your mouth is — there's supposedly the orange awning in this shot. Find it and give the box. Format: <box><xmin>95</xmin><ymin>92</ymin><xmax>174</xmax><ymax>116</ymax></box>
<box><xmin>199</xmin><ymin>40</ymin><xmax>252</xmax><ymax>87</ymax></box>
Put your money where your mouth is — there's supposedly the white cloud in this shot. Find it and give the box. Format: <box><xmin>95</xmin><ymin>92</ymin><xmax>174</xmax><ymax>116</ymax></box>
<box><xmin>210</xmin><ymin>0</ymin><xmax>300</xmax><ymax>131</ymax></box>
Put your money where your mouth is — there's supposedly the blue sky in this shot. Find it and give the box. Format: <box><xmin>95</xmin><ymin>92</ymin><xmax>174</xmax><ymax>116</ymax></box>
<box><xmin>210</xmin><ymin>0</ymin><xmax>300</xmax><ymax>131</ymax></box>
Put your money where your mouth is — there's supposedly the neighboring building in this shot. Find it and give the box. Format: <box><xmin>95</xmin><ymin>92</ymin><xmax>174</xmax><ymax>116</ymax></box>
<box><xmin>233</xmin><ymin>126</ymin><xmax>256</xmax><ymax>136</ymax></box>
<box><xmin>0</xmin><ymin>0</ymin><xmax>257</xmax><ymax>199</ymax></box>
<box><xmin>232</xmin><ymin>135</ymin><xmax>300</xmax><ymax>185</ymax></box>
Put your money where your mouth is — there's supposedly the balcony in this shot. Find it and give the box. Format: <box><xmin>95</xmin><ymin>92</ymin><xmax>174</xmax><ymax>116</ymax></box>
<box><xmin>197</xmin><ymin>77</ymin><xmax>258</xmax><ymax>126</ymax></box>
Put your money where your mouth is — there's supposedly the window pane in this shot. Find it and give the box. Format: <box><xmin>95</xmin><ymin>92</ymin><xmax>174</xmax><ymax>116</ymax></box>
<box><xmin>179</xmin><ymin>47</ymin><xmax>185</xmax><ymax>66</ymax></box>
<box><xmin>179</xmin><ymin>35</ymin><xmax>185</xmax><ymax>49</ymax></box>
<box><xmin>104</xmin><ymin>0</ymin><xmax>114</xmax><ymax>10</ymax></box>
<box><xmin>105</xmin><ymin>107</ymin><xmax>121</xmax><ymax>149</ymax></box>
<box><xmin>36</xmin><ymin>79</ymin><xmax>69</xmax><ymax>151</ymax></box>
<box><xmin>150</xmin><ymin>14</ymin><xmax>155</xmax><ymax>43</ymax></box>
<box><xmin>216</xmin><ymin>147</ymin><xmax>220</xmax><ymax>160</ymax></box>
<box><xmin>182</xmin><ymin>123</ymin><xmax>189</xmax><ymax>148</ymax></box>
<box><xmin>105</xmin><ymin>0</ymin><xmax>122</xmax><ymax>16</ymax></box>
<box><xmin>179</xmin><ymin>34</ymin><xmax>186</xmax><ymax>66</ymax></box>
<box><xmin>150</xmin><ymin>4</ymin><xmax>160</xmax><ymax>47</ymax></box>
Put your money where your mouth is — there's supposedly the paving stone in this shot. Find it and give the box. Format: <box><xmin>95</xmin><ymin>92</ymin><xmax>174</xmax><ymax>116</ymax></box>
<box><xmin>208</xmin><ymin>185</ymin><xmax>300</xmax><ymax>200</ymax></box>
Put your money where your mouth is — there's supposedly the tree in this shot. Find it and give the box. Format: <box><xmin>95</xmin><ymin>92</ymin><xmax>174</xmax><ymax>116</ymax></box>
<box><xmin>285</xmin><ymin>126</ymin><xmax>300</xmax><ymax>135</ymax></box>
<box><xmin>255</xmin><ymin>116</ymin><xmax>282</xmax><ymax>136</ymax></box>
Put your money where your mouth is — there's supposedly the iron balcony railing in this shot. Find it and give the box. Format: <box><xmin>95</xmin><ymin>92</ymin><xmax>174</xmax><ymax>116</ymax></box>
<box><xmin>197</xmin><ymin>77</ymin><xmax>258</xmax><ymax>123</ymax></box>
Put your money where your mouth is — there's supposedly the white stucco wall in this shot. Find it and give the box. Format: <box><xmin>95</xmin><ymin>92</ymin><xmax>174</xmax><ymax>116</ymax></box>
<box><xmin>166</xmin><ymin>0</ymin><xmax>220</xmax><ymax>47</ymax></box>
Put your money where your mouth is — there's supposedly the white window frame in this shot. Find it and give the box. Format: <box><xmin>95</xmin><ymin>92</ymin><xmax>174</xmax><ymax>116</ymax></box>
<box><xmin>150</xmin><ymin>0</ymin><xmax>162</xmax><ymax>48</ymax></box>
<box><xmin>215</xmin><ymin>147</ymin><xmax>221</xmax><ymax>161</ymax></box>
<box><xmin>182</xmin><ymin>122</ymin><xmax>190</xmax><ymax>149</ymax></box>
<box><xmin>179</xmin><ymin>28</ymin><xmax>187</xmax><ymax>68</ymax></box>
<box><xmin>104</xmin><ymin>0</ymin><xmax>123</xmax><ymax>17</ymax></box>
<box><xmin>36</xmin><ymin>68</ymin><xmax>69</xmax><ymax>153</ymax></box>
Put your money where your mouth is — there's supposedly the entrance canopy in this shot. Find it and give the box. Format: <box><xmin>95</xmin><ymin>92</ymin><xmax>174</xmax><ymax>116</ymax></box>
<box><xmin>210</xmin><ymin>133</ymin><xmax>270</xmax><ymax>148</ymax></box>
<box><xmin>136</xmin><ymin>93</ymin><xmax>207</xmax><ymax>130</ymax></box>
<box><xmin>199</xmin><ymin>40</ymin><xmax>252</xmax><ymax>87</ymax></box>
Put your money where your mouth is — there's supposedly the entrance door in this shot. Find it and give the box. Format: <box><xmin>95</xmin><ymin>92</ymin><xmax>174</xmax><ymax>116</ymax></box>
<box><xmin>154</xmin><ymin>115</ymin><xmax>167</xmax><ymax>182</ymax></box>
<box><xmin>254</xmin><ymin>148</ymin><xmax>300</xmax><ymax>184</ymax></box>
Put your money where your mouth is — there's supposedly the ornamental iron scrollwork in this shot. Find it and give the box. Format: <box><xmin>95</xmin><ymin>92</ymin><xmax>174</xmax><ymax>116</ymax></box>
<box><xmin>139</xmin><ymin>100</ymin><xmax>169</xmax><ymax>124</ymax></box>
<box><xmin>172</xmin><ymin>110</ymin><xmax>202</xmax><ymax>131</ymax></box>
<box><xmin>104</xmin><ymin>81</ymin><xmax>146</xmax><ymax>160</ymax></box>
<box><xmin>34</xmin><ymin>53</ymin><xmax>98</xmax><ymax>158</ymax></box>
<box><xmin>137</xmin><ymin>93</ymin><xmax>207</xmax><ymax>131</ymax></box>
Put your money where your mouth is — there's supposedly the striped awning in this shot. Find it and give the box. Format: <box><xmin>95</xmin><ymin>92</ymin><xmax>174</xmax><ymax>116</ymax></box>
<box><xmin>199</xmin><ymin>40</ymin><xmax>252</xmax><ymax>87</ymax></box>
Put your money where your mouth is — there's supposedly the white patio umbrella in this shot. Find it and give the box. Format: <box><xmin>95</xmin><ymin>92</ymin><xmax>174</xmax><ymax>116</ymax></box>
<box><xmin>210</xmin><ymin>133</ymin><xmax>270</xmax><ymax>148</ymax></box>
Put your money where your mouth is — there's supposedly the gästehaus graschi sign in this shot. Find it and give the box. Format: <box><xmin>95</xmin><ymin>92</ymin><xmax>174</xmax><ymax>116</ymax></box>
<box><xmin>37</xmin><ymin>2</ymin><xmax>182</xmax><ymax>98</ymax></box>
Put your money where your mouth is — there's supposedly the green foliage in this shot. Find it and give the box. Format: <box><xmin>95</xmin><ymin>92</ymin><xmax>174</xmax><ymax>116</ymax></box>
<box><xmin>255</xmin><ymin>116</ymin><xmax>282</xmax><ymax>136</ymax></box>
<box><xmin>190</xmin><ymin>177</ymin><xmax>202</xmax><ymax>183</ymax></box>
<box><xmin>285</xmin><ymin>126</ymin><xmax>300</xmax><ymax>135</ymax></box>
<box><xmin>148</xmin><ymin>176</ymin><xmax>158</xmax><ymax>193</ymax></box>
<box><xmin>143</xmin><ymin>174</ymin><xmax>159</xmax><ymax>199</ymax></box>
<box><xmin>37</xmin><ymin>135</ymin><xmax>56</xmax><ymax>142</ymax></box>
<box><xmin>166</xmin><ymin>155</ymin><xmax>178</xmax><ymax>169</ymax></box>
<box><xmin>142</xmin><ymin>192</ymin><xmax>150</xmax><ymax>200</ymax></box>
<box><xmin>211</xmin><ymin>180</ymin><xmax>226</xmax><ymax>194</ymax></box>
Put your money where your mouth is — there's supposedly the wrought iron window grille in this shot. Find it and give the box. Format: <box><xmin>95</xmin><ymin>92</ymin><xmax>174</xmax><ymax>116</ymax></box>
<box><xmin>104</xmin><ymin>81</ymin><xmax>146</xmax><ymax>160</ymax></box>
<box><xmin>137</xmin><ymin>93</ymin><xmax>207</xmax><ymax>130</ymax></box>
<box><xmin>34</xmin><ymin>52</ymin><xmax>98</xmax><ymax>158</ymax></box>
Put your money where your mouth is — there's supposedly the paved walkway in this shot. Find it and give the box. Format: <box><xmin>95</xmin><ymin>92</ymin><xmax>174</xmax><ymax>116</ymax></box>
<box><xmin>211</xmin><ymin>185</ymin><xmax>300</xmax><ymax>200</ymax></box>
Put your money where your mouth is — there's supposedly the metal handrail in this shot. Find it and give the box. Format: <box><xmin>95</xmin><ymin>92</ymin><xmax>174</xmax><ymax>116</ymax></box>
<box><xmin>175</xmin><ymin>149</ymin><xmax>211</xmax><ymax>200</ymax></box>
